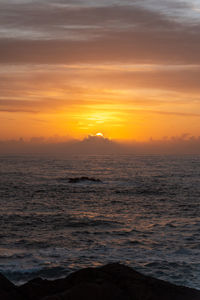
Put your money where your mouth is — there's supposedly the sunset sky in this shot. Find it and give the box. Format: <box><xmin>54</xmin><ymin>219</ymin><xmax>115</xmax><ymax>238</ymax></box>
<box><xmin>1</xmin><ymin>0</ymin><xmax>200</xmax><ymax>142</ymax></box>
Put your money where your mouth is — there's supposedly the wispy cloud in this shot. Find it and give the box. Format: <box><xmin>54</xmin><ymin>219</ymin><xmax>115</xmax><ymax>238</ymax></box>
<box><xmin>0</xmin><ymin>2</ymin><xmax>200</xmax><ymax>64</ymax></box>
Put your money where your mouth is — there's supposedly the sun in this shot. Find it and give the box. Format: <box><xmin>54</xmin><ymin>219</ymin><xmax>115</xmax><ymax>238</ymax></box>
<box><xmin>96</xmin><ymin>132</ymin><xmax>104</xmax><ymax>137</ymax></box>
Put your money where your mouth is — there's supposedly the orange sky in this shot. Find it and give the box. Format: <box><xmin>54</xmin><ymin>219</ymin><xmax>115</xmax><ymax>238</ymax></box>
<box><xmin>1</xmin><ymin>0</ymin><xmax>200</xmax><ymax>142</ymax></box>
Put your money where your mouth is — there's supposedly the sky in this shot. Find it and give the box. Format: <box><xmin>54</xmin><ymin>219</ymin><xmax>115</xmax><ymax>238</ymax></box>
<box><xmin>1</xmin><ymin>0</ymin><xmax>200</xmax><ymax>144</ymax></box>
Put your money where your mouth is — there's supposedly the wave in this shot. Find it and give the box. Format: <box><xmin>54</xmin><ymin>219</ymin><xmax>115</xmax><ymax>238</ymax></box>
<box><xmin>1</xmin><ymin>266</ymin><xmax>69</xmax><ymax>285</ymax></box>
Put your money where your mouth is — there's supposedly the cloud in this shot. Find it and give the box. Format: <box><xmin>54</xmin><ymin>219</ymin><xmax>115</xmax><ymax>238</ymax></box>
<box><xmin>2</xmin><ymin>64</ymin><xmax>200</xmax><ymax>96</ymax></box>
<box><xmin>0</xmin><ymin>3</ymin><xmax>200</xmax><ymax>64</ymax></box>
<box><xmin>134</xmin><ymin>109</ymin><xmax>200</xmax><ymax>118</ymax></box>
<box><xmin>0</xmin><ymin>134</ymin><xmax>200</xmax><ymax>155</ymax></box>
<box><xmin>0</xmin><ymin>108</ymin><xmax>38</xmax><ymax>113</ymax></box>
<box><xmin>1</xmin><ymin>0</ymin><xmax>199</xmax><ymax>141</ymax></box>
<box><xmin>0</xmin><ymin>30</ymin><xmax>199</xmax><ymax>65</ymax></box>
<box><xmin>0</xmin><ymin>3</ymin><xmax>176</xmax><ymax>31</ymax></box>
<box><xmin>70</xmin><ymin>65</ymin><xmax>200</xmax><ymax>94</ymax></box>
<box><xmin>1</xmin><ymin>64</ymin><xmax>200</xmax><ymax>116</ymax></box>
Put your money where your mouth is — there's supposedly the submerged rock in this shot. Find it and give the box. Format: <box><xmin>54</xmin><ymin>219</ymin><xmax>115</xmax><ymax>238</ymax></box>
<box><xmin>68</xmin><ymin>176</ymin><xmax>102</xmax><ymax>183</ymax></box>
<box><xmin>1</xmin><ymin>263</ymin><xmax>200</xmax><ymax>300</ymax></box>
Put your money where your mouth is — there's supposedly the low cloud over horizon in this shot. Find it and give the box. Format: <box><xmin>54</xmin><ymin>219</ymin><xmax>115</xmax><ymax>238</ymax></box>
<box><xmin>1</xmin><ymin>133</ymin><xmax>200</xmax><ymax>155</ymax></box>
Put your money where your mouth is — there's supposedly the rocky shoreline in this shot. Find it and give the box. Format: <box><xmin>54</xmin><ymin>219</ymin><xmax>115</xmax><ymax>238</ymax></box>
<box><xmin>1</xmin><ymin>263</ymin><xmax>200</xmax><ymax>300</ymax></box>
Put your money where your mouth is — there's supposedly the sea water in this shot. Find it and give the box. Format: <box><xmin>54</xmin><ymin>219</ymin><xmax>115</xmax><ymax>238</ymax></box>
<box><xmin>0</xmin><ymin>154</ymin><xmax>200</xmax><ymax>289</ymax></box>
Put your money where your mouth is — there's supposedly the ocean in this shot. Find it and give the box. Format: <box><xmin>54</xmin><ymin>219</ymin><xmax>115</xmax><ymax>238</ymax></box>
<box><xmin>0</xmin><ymin>154</ymin><xmax>200</xmax><ymax>289</ymax></box>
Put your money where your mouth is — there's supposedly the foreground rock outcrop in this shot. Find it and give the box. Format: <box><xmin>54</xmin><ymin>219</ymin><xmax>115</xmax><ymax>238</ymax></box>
<box><xmin>1</xmin><ymin>263</ymin><xmax>200</xmax><ymax>300</ymax></box>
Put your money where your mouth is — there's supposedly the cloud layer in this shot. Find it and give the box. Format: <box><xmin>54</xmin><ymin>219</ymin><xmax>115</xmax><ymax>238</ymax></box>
<box><xmin>0</xmin><ymin>1</ymin><xmax>200</xmax><ymax>64</ymax></box>
<box><xmin>1</xmin><ymin>0</ymin><xmax>200</xmax><ymax>143</ymax></box>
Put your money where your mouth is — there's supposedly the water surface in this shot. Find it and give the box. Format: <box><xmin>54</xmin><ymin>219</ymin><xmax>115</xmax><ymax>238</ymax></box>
<box><xmin>0</xmin><ymin>154</ymin><xmax>199</xmax><ymax>289</ymax></box>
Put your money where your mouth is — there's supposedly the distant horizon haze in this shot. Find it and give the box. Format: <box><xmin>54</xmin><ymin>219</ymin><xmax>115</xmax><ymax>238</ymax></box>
<box><xmin>0</xmin><ymin>133</ymin><xmax>200</xmax><ymax>155</ymax></box>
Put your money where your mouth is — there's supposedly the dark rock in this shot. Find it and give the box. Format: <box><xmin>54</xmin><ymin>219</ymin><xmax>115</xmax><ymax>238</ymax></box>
<box><xmin>68</xmin><ymin>176</ymin><xmax>102</xmax><ymax>183</ymax></box>
<box><xmin>1</xmin><ymin>263</ymin><xmax>200</xmax><ymax>300</ymax></box>
<box><xmin>18</xmin><ymin>278</ymin><xmax>60</xmax><ymax>300</ymax></box>
<box><xmin>43</xmin><ymin>282</ymin><xmax>127</xmax><ymax>300</ymax></box>
<box><xmin>99</xmin><ymin>264</ymin><xmax>200</xmax><ymax>300</ymax></box>
<box><xmin>0</xmin><ymin>273</ymin><xmax>25</xmax><ymax>300</ymax></box>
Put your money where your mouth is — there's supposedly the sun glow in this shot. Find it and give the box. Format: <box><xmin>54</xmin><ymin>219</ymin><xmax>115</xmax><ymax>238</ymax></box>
<box><xmin>96</xmin><ymin>132</ymin><xmax>104</xmax><ymax>137</ymax></box>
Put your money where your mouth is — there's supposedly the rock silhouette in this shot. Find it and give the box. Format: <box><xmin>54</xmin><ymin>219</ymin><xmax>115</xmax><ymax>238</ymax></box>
<box><xmin>1</xmin><ymin>264</ymin><xmax>200</xmax><ymax>300</ymax></box>
<box><xmin>68</xmin><ymin>176</ymin><xmax>102</xmax><ymax>183</ymax></box>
